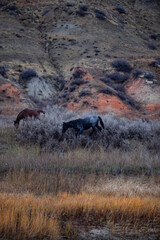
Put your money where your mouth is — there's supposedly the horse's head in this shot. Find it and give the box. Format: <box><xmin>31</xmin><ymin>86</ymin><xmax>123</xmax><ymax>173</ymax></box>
<box><xmin>62</xmin><ymin>122</ymin><xmax>68</xmax><ymax>133</ymax></box>
<box><xmin>14</xmin><ymin>120</ymin><xmax>19</xmax><ymax>128</ymax></box>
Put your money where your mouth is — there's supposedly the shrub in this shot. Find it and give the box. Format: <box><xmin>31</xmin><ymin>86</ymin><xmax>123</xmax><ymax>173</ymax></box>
<box><xmin>94</xmin><ymin>9</ymin><xmax>106</xmax><ymax>20</ymax></box>
<box><xmin>82</xmin><ymin>100</ymin><xmax>89</xmax><ymax>106</ymax></box>
<box><xmin>117</xmin><ymin>92</ymin><xmax>136</xmax><ymax>107</ymax></box>
<box><xmin>113</xmin><ymin>84</ymin><xmax>125</xmax><ymax>92</ymax></box>
<box><xmin>76</xmin><ymin>10</ymin><xmax>86</xmax><ymax>17</ymax></box>
<box><xmin>79</xmin><ymin>5</ymin><xmax>88</xmax><ymax>11</ymax></box>
<box><xmin>143</xmin><ymin>72</ymin><xmax>154</xmax><ymax>80</ymax></box>
<box><xmin>155</xmin><ymin>57</ymin><xmax>160</xmax><ymax>62</ymax></box>
<box><xmin>117</xmin><ymin>91</ymin><xmax>127</xmax><ymax>101</ymax></box>
<box><xmin>0</xmin><ymin>66</ymin><xmax>7</xmax><ymax>77</ymax></box>
<box><xmin>95</xmin><ymin>13</ymin><xmax>106</xmax><ymax>20</ymax></box>
<box><xmin>114</xmin><ymin>6</ymin><xmax>126</xmax><ymax>14</ymax></box>
<box><xmin>150</xmin><ymin>33</ymin><xmax>158</xmax><ymax>40</ymax></box>
<box><xmin>74</xmin><ymin>98</ymin><xmax>78</xmax><ymax>103</ymax></box>
<box><xmin>107</xmin><ymin>72</ymin><xmax>129</xmax><ymax>83</ymax></box>
<box><xmin>71</xmin><ymin>79</ymin><xmax>88</xmax><ymax>86</ymax></box>
<box><xmin>99</xmin><ymin>88</ymin><xmax>114</xmax><ymax>95</ymax></box>
<box><xmin>94</xmin><ymin>9</ymin><xmax>106</xmax><ymax>16</ymax></box>
<box><xmin>99</xmin><ymin>77</ymin><xmax>113</xmax><ymax>86</ymax></box>
<box><xmin>5</xmin><ymin>4</ymin><xmax>17</xmax><ymax>11</ymax></box>
<box><xmin>148</xmin><ymin>42</ymin><xmax>157</xmax><ymax>50</ymax></box>
<box><xmin>111</xmin><ymin>59</ymin><xmax>132</xmax><ymax>72</ymax></box>
<box><xmin>20</xmin><ymin>68</ymin><xmax>38</xmax><ymax>81</ymax></box>
<box><xmin>148</xmin><ymin>61</ymin><xmax>159</xmax><ymax>67</ymax></box>
<box><xmin>79</xmin><ymin>90</ymin><xmax>92</xmax><ymax>97</ymax></box>
<box><xmin>126</xmin><ymin>96</ymin><xmax>136</xmax><ymax>107</ymax></box>
<box><xmin>72</xmin><ymin>68</ymin><xmax>85</xmax><ymax>79</ymax></box>
<box><xmin>65</xmin><ymin>2</ymin><xmax>75</xmax><ymax>7</ymax></box>
<box><xmin>132</xmin><ymin>69</ymin><xmax>143</xmax><ymax>78</ymax></box>
<box><xmin>15</xmin><ymin>105</ymin><xmax>160</xmax><ymax>151</ymax></box>
<box><xmin>61</xmin><ymin>92</ymin><xmax>69</xmax><ymax>98</ymax></box>
<box><xmin>42</xmin><ymin>9</ymin><xmax>50</xmax><ymax>16</ymax></box>
<box><xmin>69</xmin><ymin>86</ymin><xmax>76</xmax><ymax>92</ymax></box>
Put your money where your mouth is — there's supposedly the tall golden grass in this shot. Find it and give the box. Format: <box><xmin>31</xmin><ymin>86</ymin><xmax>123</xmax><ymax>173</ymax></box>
<box><xmin>0</xmin><ymin>194</ymin><xmax>59</xmax><ymax>240</ymax></box>
<box><xmin>0</xmin><ymin>128</ymin><xmax>160</xmax><ymax>239</ymax></box>
<box><xmin>0</xmin><ymin>193</ymin><xmax>159</xmax><ymax>239</ymax></box>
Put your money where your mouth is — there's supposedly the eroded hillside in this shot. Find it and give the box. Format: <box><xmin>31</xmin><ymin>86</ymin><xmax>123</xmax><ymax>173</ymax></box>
<box><xmin>0</xmin><ymin>0</ymin><xmax>160</xmax><ymax>123</ymax></box>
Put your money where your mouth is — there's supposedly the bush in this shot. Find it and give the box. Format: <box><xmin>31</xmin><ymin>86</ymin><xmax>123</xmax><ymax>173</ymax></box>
<box><xmin>155</xmin><ymin>57</ymin><xmax>160</xmax><ymax>62</ymax></box>
<box><xmin>113</xmin><ymin>84</ymin><xmax>125</xmax><ymax>92</ymax></box>
<box><xmin>117</xmin><ymin>92</ymin><xmax>136</xmax><ymax>107</ymax></box>
<box><xmin>126</xmin><ymin>96</ymin><xmax>136</xmax><ymax>107</ymax></box>
<box><xmin>132</xmin><ymin>69</ymin><xmax>143</xmax><ymax>78</ymax></box>
<box><xmin>143</xmin><ymin>72</ymin><xmax>154</xmax><ymax>80</ymax></box>
<box><xmin>72</xmin><ymin>68</ymin><xmax>85</xmax><ymax>79</ymax></box>
<box><xmin>94</xmin><ymin>9</ymin><xmax>106</xmax><ymax>20</ymax></box>
<box><xmin>94</xmin><ymin>9</ymin><xmax>106</xmax><ymax>16</ymax></box>
<box><xmin>95</xmin><ymin>13</ymin><xmax>106</xmax><ymax>20</ymax></box>
<box><xmin>65</xmin><ymin>2</ymin><xmax>75</xmax><ymax>7</ymax></box>
<box><xmin>42</xmin><ymin>9</ymin><xmax>50</xmax><ymax>16</ymax></box>
<box><xmin>69</xmin><ymin>86</ymin><xmax>76</xmax><ymax>92</ymax></box>
<box><xmin>148</xmin><ymin>42</ymin><xmax>157</xmax><ymax>50</ymax></box>
<box><xmin>111</xmin><ymin>59</ymin><xmax>132</xmax><ymax>72</ymax></box>
<box><xmin>114</xmin><ymin>6</ymin><xmax>126</xmax><ymax>14</ymax></box>
<box><xmin>117</xmin><ymin>91</ymin><xmax>127</xmax><ymax>101</ymax></box>
<box><xmin>61</xmin><ymin>92</ymin><xmax>69</xmax><ymax>98</ymax></box>
<box><xmin>107</xmin><ymin>72</ymin><xmax>129</xmax><ymax>83</ymax></box>
<box><xmin>99</xmin><ymin>88</ymin><xmax>114</xmax><ymax>95</ymax></box>
<box><xmin>76</xmin><ymin>10</ymin><xmax>86</xmax><ymax>17</ymax></box>
<box><xmin>15</xmin><ymin>105</ymin><xmax>160</xmax><ymax>152</ymax></box>
<box><xmin>99</xmin><ymin>77</ymin><xmax>113</xmax><ymax>86</ymax></box>
<box><xmin>20</xmin><ymin>68</ymin><xmax>38</xmax><ymax>81</ymax></box>
<box><xmin>71</xmin><ymin>79</ymin><xmax>88</xmax><ymax>86</ymax></box>
<box><xmin>150</xmin><ymin>33</ymin><xmax>158</xmax><ymax>40</ymax></box>
<box><xmin>148</xmin><ymin>61</ymin><xmax>159</xmax><ymax>67</ymax></box>
<box><xmin>79</xmin><ymin>5</ymin><xmax>88</xmax><ymax>11</ymax></box>
<box><xmin>0</xmin><ymin>66</ymin><xmax>7</xmax><ymax>77</ymax></box>
<box><xmin>79</xmin><ymin>90</ymin><xmax>92</xmax><ymax>97</ymax></box>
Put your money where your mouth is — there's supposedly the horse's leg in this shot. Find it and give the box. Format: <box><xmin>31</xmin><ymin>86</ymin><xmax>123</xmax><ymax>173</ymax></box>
<box><xmin>96</xmin><ymin>124</ymin><xmax>102</xmax><ymax>131</ymax></box>
<box><xmin>75</xmin><ymin>131</ymin><xmax>78</xmax><ymax>138</ymax></box>
<box><xmin>75</xmin><ymin>130</ymin><xmax>79</xmax><ymax>138</ymax></box>
<box><xmin>79</xmin><ymin>127</ymin><xmax>83</xmax><ymax>135</ymax></box>
<box><xmin>90</xmin><ymin>127</ymin><xmax>96</xmax><ymax>136</ymax></box>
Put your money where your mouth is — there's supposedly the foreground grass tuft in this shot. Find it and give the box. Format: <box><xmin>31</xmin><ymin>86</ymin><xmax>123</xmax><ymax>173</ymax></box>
<box><xmin>0</xmin><ymin>193</ymin><xmax>159</xmax><ymax>239</ymax></box>
<box><xmin>0</xmin><ymin>194</ymin><xmax>59</xmax><ymax>240</ymax></box>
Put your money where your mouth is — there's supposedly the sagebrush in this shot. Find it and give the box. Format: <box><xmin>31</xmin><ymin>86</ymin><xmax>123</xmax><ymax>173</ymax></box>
<box><xmin>15</xmin><ymin>105</ymin><xmax>160</xmax><ymax>151</ymax></box>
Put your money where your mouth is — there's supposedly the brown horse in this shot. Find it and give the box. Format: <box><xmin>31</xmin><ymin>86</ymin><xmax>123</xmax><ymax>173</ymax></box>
<box><xmin>14</xmin><ymin>108</ymin><xmax>45</xmax><ymax>127</ymax></box>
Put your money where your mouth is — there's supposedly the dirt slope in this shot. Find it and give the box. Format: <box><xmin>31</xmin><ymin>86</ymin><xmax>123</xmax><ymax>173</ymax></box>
<box><xmin>0</xmin><ymin>0</ymin><xmax>160</xmax><ymax>121</ymax></box>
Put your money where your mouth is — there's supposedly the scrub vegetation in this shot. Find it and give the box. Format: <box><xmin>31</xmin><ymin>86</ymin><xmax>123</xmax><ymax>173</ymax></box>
<box><xmin>0</xmin><ymin>106</ymin><xmax>160</xmax><ymax>239</ymax></box>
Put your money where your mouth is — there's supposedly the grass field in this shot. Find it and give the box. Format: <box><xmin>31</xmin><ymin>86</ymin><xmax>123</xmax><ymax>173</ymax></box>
<box><xmin>0</xmin><ymin>127</ymin><xmax>160</xmax><ymax>239</ymax></box>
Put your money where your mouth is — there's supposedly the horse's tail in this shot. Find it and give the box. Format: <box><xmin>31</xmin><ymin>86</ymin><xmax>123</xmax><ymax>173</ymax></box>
<box><xmin>98</xmin><ymin>116</ymin><xmax>105</xmax><ymax>129</ymax></box>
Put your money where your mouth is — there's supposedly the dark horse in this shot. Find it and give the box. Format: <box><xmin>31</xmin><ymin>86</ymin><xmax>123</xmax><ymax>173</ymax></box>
<box><xmin>62</xmin><ymin>115</ymin><xmax>104</xmax><ymax>137</ymax></box>
<box><xmin>14</xmin><ymin>108</ymin><xmax>45</xmax><ymax>127</ymax></box>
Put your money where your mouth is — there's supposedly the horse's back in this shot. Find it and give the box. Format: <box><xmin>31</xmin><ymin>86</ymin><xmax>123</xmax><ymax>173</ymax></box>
<box><xmin>83</xmin><ymin>115</ymin><xmax>99</xmax><ymax>124</ymax></box>
<box><xmin>16</xmin><ymin>108</ymin><xmax>44</xmax><ymax>120</ymax></box>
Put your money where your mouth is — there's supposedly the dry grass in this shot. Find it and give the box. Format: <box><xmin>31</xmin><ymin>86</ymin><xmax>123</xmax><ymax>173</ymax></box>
<box><xmin>0</xmin><ymin>194</ymin><xmax>59</xmax><ymax>240</ymax></box>
<box><xmin>0</xmin><ymin>192</ymin><xmax>159</xmax><ymax>239</ymax></box>
<box><xmin>86</xmin><ymin>176</ymin><xmax>160</xmax><ymax>198</ymax></box>
<box><xmin>0</xmin><ymin>127</ymin><xmax>160</xmax><ymax>239</ymax></box>
<box><xmin>15</xmin><ymin>106</ymin><xmax>160</xmax><ymax>152</ymax></box>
